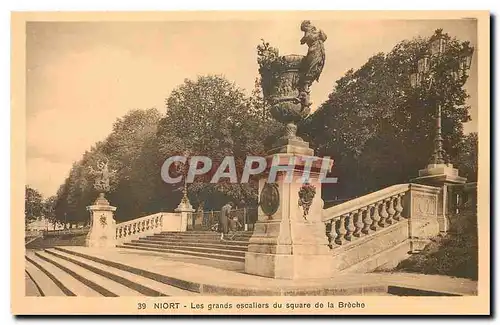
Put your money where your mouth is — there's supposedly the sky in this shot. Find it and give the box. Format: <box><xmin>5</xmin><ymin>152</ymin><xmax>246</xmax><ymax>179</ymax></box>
<box><xmin>26</xmin><ymin>19</ymin><xmax>478</xmax><ymax>197</ymax></box>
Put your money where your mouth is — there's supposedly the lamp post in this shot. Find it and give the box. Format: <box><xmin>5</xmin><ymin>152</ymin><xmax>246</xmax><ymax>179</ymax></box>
<box><xmin>410</xmin><ymin>29</ymin><xmax>474</xmax><ymax>234</ymax></box>
<box><xmin>410</xmin><ymin>29</ymin><xmax>474</xmax><ymax>167</ymax></box>
<box><xmin>175</xmin><ymin>151</ymin><xmax>194</xmax><ymax>231</ymax></box>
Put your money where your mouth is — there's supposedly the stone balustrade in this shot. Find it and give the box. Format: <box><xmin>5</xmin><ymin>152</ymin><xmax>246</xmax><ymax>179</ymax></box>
<box><xmin>115</xmin><ymin>212</ymin><xmax>185</xmax><ymax>244</ymax></box>
<box><xmin>323</xmin><ymin>183</ymin><xmax>443</xmax><ymax>251</ymax></box>
<box><xmin>323</xmin><ymin>184</ymin><xmax>411</xmax><ymax>248</ymax></box>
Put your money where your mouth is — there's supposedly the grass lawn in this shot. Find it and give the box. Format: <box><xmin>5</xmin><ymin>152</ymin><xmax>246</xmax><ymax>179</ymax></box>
<box><xmin>26</xmin><ymin>233</ymin><xmax>87</xmax><ymax>250</ymax></box>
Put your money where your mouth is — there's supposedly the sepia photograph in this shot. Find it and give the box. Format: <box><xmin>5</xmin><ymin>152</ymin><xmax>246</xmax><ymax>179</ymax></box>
<box><xmin>11</xmin><ymin>10</ymin><xmax>490</xmax><ymax>315</ymax></box>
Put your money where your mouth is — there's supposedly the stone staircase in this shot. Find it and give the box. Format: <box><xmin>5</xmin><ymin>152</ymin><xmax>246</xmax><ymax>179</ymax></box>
<box><xmin>25</xmin><ymin>248</ymin><xmax>198</xmax><ymax>296</ymax></box>
<box><xmin>117</xmin><ymin>231</ymin><xmax>253</xmax><ymax>263</ymax></box>
<box><xmin>25</xmin><ymin>246</ymin><xmax>476</xmax><ymax>297</ymax></box>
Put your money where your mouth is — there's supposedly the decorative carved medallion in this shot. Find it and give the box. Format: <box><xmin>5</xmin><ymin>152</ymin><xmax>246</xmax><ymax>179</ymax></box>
<box><xmin>298</xmin><ymin>183</ymin><xmax>316</xmax><ymax>220</ymax></box>
<box><xmin>260</xmin><ymin>182</ymin><xmax>280</xmax><ymax>216</ymax></box>
<box><xmin>99</xmin><ymin>214</ymin><xmax>107</xmax><ymax>227</ymax></box>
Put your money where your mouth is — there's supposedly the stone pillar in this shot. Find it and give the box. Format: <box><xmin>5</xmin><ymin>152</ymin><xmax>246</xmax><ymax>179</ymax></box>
<box><xmin>245</xmin><ymin>153</ymin><xmax>334</xmax><ymax>279</ymax></box>
<box><xmin>85</xmin><ymin>193</ymin><xmax>117</xmax><ymax>248</ymax></box>
<box><xmin>174</xmin><ymin>193</ymin><xmax>195</xmax><ymax>232</ymax></box>
<box><xmin>411</xmin><ymin>163</ymin><xmax>466</xmax><ymax>234</ymax></box>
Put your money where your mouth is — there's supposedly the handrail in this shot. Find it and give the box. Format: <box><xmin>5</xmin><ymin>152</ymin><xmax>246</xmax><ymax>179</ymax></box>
<box><xmin>322</xmin><ymin>184</ymin><xmax>410</xmax><ymax>222</ymax></box>
<box><xmin>322</xmin><ymin>182</ymin><xmax>442</xmax><ymax>248</ymax></box>
<box><xmin>115</xmin><ymin>212</ymin><xmax>164</xmax><ymax>243</ymax></box>
<box><xmin>116</xmin><ymin>212</ymin><xmax>163</xmax><ymax>226</ymax></box>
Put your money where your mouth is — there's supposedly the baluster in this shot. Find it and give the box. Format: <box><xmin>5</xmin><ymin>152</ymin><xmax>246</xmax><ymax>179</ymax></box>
<box><xmin>370</xmin><ymin>203</ymin><xmax>380</xmax><ymax>231</ymax></box>
<box><xmin>397</xmin><ymin>193</ymin><xmax>407</xmax><ymax>219</ymax></box>
<box><xmin>325</xmin><ymin>220</ymin><xmax>335</xmax><ymax>248</ymax></box>
<box><xmin>386</xmin><ymin>198</ymin><xmax>396</xmax><ymax>224</ymax></box>
<box><xmin>393</xmin><ymin>195</ymin><xmax>402</xmax><ymax>221</ymax></box>
<box><xmin>345</xmin><ymin>212</ymin><xmax>355</xmax><ymax>241</ymax></box>
<box><xmin>132</xmin><ymin>223</ymin><xmax>137</xmax><ymax>235</ymax></box>
<box><xmin>353</xmin><ymin>209</ymin><xmax>363</xmax><ymax>237</ymax></box>
<box><xmin>335</xmin><ymin>214</ymin><xmax>347</xmax><ymax>245</ymax></box>
<box><xmin>361</xmin><ymin>206</ymin><xmax>372</xmax><ymax>234</ymax></box>
<box><xmin>379</xmin><ymin>200</ymin><xmax>389</xmax><ymax>227</ymax></box>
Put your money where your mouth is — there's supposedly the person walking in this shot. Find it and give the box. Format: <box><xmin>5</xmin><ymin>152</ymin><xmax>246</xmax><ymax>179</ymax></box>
<box><xmin>218</xmin><ymin>201</ymin><xmax>233</xmax><ymax>240</ymax></box>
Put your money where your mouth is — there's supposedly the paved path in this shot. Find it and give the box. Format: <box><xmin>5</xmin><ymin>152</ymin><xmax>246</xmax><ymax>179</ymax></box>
<box><xmin>62</xmin><ymin>246</ymin><xmax>477</xmax><ymax>296</ymax></box>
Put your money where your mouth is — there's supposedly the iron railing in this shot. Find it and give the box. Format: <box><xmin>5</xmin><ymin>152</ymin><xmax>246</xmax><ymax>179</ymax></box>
<box><xmin>187</xmin><ymin>207</ymin><xmax>258</xmax><ymax>231</ymax></box>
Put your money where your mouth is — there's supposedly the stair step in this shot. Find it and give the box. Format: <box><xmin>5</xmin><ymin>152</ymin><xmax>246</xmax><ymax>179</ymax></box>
<box><xmin>156</xmin><ymin>234</ymin><xmax>252</xmax><ymax>238</ymax></box>
<box><xmin>144</xmin><ymin>236</ymin><xmax>250</xmax><ymax>245</ymax></box>
<box><xmin>45</xmin><ymin>248</ymin><xmax>197</xmax><ymax>296</ymax></box>
<box><xmin>35</xmin><ymin>250</ymin><xmax>142</xmax><ymax>297</ymax></box>
<box><xmin>26</xmin><ymin>251</ymin><xmax>101</xmax><ymax>297</ymax></box>
<box><xmin>157</xmin><ymin>232</ymin><xmax>252</xmax><ymax>237</ymax></box>
<box><xmin>133</xmin><ymin>239</ymin><xmax>248</xmax><ymax>250</ymax></box>
<box><xmin>161</xmin><ymin>231</ymin><xmax>253</xmax><ymax>235</ymax></box>
<box><xmin>25</xmin><ymin>257</ymin><xmax>66</xmax><ymax>296</ymax></box>
<box><xmin>125</xmin><ymin>242</ymin><xmax>246</xmax><ymax>257</ymax></box>
<box><xmin>117</xmin><ymin>244</ymin><xmax>245</xmax><ymax>263</ymax></box>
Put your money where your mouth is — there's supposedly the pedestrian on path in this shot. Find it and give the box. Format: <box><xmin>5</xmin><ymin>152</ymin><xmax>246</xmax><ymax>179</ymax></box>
<box><xmin>218</xmin><ymin>201</ymin><xmax>233</xmax><ymax>240</ymax></box>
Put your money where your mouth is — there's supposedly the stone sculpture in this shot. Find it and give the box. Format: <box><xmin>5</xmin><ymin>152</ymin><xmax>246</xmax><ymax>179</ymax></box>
<box><xmin>257</xmin><ymin>20</ymin><xmax>327</xmax><ymax>145</ymax></box>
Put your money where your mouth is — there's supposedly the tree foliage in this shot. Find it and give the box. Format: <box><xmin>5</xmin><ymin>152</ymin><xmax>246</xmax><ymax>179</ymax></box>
<box><xmin>157</xmin><ymin>75</ymin><xmax>280</xmax><ymax>210</ymax></box>
<box><xmin>302</xmin><ymin>31</ymin><xmax>474</xmax><ymax>198</ymax></box>
<box><xmin>51</xmin><ymin>75</ymin><xmax>280</xmax><ymax>223</ymax></box>
<box><xmin>454</xmin><ymin>132</ymin><xmax>478</xmax><ymax>181</ymax></box>
<box><xmin>47</xmin><ymin>30</ymin><xmax>477</xmax><ymax>224</ymax></box>
<box><xmin>25</xmin><ymin>186</ymin><xmax>44</xmax><ymax>224</ymax></box>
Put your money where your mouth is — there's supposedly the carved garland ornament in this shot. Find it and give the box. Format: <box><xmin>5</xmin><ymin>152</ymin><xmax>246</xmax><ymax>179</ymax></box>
<box><xmin>298</xmin><ymin>183</ymin><xmax>316</xmax><ymax>220</ymax></box>
<box><xmin>99</xmin><ymin>214</ymin><xmax>107</xmax><ymax>227</ymax></box>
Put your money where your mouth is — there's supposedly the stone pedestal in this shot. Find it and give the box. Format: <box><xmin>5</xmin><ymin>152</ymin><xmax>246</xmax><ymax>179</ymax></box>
<box><xmin>245</xmin><ymin>154</ymin><xmax>334</xmax><ymax>279</ymax></box>
<box><xmin>411</xmin><ymin>163</ymin><xmax>466</xmax><ymax>233</ymax></box>
<box><xmin>85</xmin><ymin>193</ymin><xmax>117</xmax><ymax>248</ymax></box>
<box><xmin>267</xmin><ymin>137</ymin><xmax>314</xmax><ymax>156</ymax></box>
<box><xmin>175</xmin><ymin>197</ymin><xmax>195</xmax><ymax>232</ymax></box>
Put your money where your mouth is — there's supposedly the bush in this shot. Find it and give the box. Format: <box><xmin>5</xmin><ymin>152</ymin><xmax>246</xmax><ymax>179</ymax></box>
<box><xmin>395</xmin><ymin>211</ymin><xmax>478</xmax><ymax>280</ymax></box>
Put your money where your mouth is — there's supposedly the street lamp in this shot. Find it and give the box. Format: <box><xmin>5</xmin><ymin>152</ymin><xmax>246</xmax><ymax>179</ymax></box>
<box><xmin>175</xmin><ymin>150</ymin><xmax>193</xmax><ymax>209</ymax></box>
<box><xmin>409</xmin><ymin>29</ymin><xmax>474</xmax><ymax>166</ymax></box>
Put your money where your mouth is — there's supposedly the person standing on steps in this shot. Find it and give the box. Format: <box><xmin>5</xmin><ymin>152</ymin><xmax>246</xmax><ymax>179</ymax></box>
<box><xmin>228</xmin><ymin>216</ymin><xmax>243</xmax><ymax>240</ymax></box>
<box><xmin>219</xmin><ymin>201</ymin><xmax>233</xmax><ymax>240</ymax></box>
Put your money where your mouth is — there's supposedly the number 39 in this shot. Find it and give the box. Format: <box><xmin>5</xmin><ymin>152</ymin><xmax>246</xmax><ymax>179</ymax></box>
<box><xmin>137</xmin><ymin>303</ymin><xmax>147</xmax><ymax>310</ymax></box>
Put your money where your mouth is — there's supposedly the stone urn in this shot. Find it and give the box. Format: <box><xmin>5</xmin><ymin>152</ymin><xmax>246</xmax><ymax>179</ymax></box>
<box><xmin>266</xmin><ymin>55</ymin><xmax>310</xmax><ymax>125</ymax></box>
<box><xmin>259</xmin><ymin>53</ymin><xmax>313</xmax><ymax>155</ymax></box>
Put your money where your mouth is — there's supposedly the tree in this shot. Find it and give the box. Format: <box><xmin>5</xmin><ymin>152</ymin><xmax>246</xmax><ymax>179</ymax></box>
<box><xmin>51</xmin><ymin>76</ymin><xmax>282</xmax><ymax>221</ymax></box>
<box><xmin>302</xmin><ymin>30</ymin><xmax>473</xmax><ymax>198</ymax></box>
<box><xmin>54</xmin><ymin>109</ymin><xmax>164</xmax><ymax>223</ymax></box>
<box><xmin>43</xmin><ymin>195</ymin><xmax>59</xmax><ymax>230</ymax></box>
<box><xmin>454</xmin><ymin>132</ymin><xmax>478</xmax><ymax>181</ymax></box>
<box><xmin>157</xmin><ymin>75</ymin><xmax>280</xmax><ymax>209</ymax></box>
<box><xmin>25</xmin><ymin>186</ymin><xmax>44</xmax><ymax>224</ymax></box>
